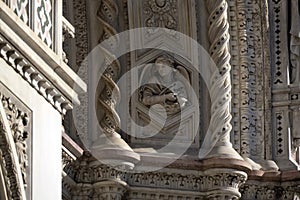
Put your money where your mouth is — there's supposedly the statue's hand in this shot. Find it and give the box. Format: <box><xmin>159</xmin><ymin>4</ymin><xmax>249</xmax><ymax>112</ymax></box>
<box><xmin>178</xmin><ymin>97</ymin><xmax>188</xmax><ymax>108</ymax></box>
<box><xmin>165</xmin><ymin>93</ymin><xmax>177</xmax><ymax>102</ymax></box>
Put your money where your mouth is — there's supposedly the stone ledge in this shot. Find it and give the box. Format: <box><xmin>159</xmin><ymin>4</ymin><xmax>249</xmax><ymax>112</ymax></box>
<box><xmin>0</xmin><ymin>1</ymin><xmax>86</xmax><ymax>92</ymax></box>
<box><xmin>0</xmin><ymin>1</ymin><xmax>86</xmax><ymax>113</ymax></box>
<box><xmin>62</xmin><ymin>132</ymin><xmax>84</xmax><ymax>158</ymax></box>
<box><xmin>248</xmin><ymin>169</ymin><xmax>300</xmax><ymax>182</ymax></box>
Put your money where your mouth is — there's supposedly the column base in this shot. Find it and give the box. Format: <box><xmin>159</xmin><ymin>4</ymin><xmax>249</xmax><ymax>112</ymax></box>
<box><xmin>202</xmin><ymin>144</ymin><xmax>243</xmax><ymax>160</ymax></box>
<box><xmin>91</xmin><ymin>134</ymin><xmax>140</xmax><ymax>170</ymax></box>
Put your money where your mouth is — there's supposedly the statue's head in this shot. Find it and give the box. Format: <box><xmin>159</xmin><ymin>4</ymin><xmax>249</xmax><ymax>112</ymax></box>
<box><xmin>155</xmin><ymin>55</ymin><xmax>174</xmax><ymax>77</ymax></box>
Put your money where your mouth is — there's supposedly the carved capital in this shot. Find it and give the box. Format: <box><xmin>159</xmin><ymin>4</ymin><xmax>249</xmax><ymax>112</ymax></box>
<box><xmin>204</xmin><ymin>169</ymin><xmax>247</xmax><ymax>199</ymax></box>
<box><xmin>93</xmin><ymin>180</ymin><xmax>127</xmax><ymax>200</ymax></box>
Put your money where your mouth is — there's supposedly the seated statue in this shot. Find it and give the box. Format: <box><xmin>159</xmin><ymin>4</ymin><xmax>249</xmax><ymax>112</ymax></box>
<box><xmin>140</xmin><ymin>55</ymin><xmax>189</xmax><ymax>115</ymax></box>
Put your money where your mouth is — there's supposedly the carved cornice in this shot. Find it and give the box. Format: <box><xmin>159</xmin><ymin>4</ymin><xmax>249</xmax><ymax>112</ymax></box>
<box><xmin>0</xmin><ymin>36</ymin><xmax>73</xmax><ymax>114</ymax></box>
<box><xmin>0</xmin><ymin>1</ymin><xmax>86</xmax><ymax>111</ymax></box>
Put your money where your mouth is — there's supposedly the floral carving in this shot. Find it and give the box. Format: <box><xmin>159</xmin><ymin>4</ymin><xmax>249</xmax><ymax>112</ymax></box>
<box><xmin>1</xmin><ymin>94</ymin><xmax>29</xmax><ymax>188</ymax></box>
<box><xmin>0</xmin><ymin>89</ymin><xmax>31</xmax><ymax>200</ymax></box>
<box><xmin>229</xmin><ymin>0</ymin><xmax>268</xmax><ymax>162</ymax></box>
<box><xmin>144</xmin><ymin>0</ymin><xmax>177</xmax><ymax>30</ymax></box>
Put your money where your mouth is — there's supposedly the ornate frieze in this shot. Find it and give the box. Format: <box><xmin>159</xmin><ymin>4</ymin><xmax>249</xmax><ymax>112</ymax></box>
<box><xmin>65</xmin><ymin>157</ymin><xmax>248</xmax><ymax>200</ymax></box>
<box><xmin>240</xmin><ymin>181</ymin><xmax>300</xmax><ymax>200</ymax></box>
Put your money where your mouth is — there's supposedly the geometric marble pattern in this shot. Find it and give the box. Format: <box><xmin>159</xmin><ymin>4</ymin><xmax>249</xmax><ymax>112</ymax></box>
<box><xmin>34</xmin><ymin>0</ymin><xmax>52</xmax><ymax>47</ymax></box>
<box><xmin>11</xmin><ymin>0</ymin><xmax>29</xmax><ymax>25</ymax></box>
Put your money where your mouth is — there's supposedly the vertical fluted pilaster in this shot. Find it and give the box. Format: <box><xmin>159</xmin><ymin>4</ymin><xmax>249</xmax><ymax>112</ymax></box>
<box><xmin>199</xmin><ymin>0</ymin><xmax>242</xmax><ymax>159</ymax></box>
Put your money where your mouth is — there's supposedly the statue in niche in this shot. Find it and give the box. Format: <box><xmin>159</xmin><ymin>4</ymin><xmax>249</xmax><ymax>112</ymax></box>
<box><xmin>289</xmin><ymin>0</ymin><xmax>300</xmax><ymax>84</ymax></box>
<box><xmin>139</xmin><ymin>55</ymin><xmax>189</xmax><ymax>115</ymax></box>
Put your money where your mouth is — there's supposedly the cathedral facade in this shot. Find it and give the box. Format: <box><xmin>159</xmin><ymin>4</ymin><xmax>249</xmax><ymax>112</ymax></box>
<box><xmin>0</xmin><ymin>0</ymin><xmax>300</xmax><ymax>199</ymax></box>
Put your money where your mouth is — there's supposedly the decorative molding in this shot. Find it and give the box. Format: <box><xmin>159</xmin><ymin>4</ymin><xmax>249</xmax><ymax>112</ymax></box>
<box><xmin>240</xmin><ymin>181</ymin><xmax>300</xmax><ymax>200</ymax></box>
<box><xmin>73</xmin><ymin>0</ymin><xmax>88</xmax><ymax>69</ymax></box>
<box><xmin>0</xmin><ymin>36</ymin><xmax>73</xmax><ymax>114</ymax></box>
<box><xmin>66</xmin><ymin>159</ymin><xmax>247</xmax><ymax>199</ymax></box>
<box><xmin>127</xmin><ymin>188</ymin><xmax>203</xmax><ymax>200</ymax></box>
<box><xmin>0</xmin><ymin>0</ymin><xmax>86</xmax><ymax>111</ymax></box>
<box><xmin>271</xmin><ymin>0</ymin><xmax>286</xmax><ymax>86</ymax></box>
<box><xmin>228</xmin><ymin>0</ymin><xmax>270</xmax><ymax>163</ymax></box>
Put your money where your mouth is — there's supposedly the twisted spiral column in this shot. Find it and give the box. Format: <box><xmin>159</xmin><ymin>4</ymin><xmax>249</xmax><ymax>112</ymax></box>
<box><xmin>92</xmin><ymin>0</ymin><xmax>139</xmax><ymax>169</ymax></box>
<box><xmin>199</xmin><ymin>0</ymin><xmax>242</xmax><ymax>159</ymax></box>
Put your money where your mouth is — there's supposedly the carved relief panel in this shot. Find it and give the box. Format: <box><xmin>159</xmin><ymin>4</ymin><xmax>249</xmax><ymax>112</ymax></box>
<box><xmin>0</xmin><ymin>82</ymin><xmax>32</xmax><ymax>199</ymax></box>
<box><xmin>123</xmin><ymin>0</ymin><xmax>200</xmax><ymax>150</ymax></box>
<box><xmin>130</xmin><ymin>54</ymin><xmax>200</xmax><ymax>148</ymax></box>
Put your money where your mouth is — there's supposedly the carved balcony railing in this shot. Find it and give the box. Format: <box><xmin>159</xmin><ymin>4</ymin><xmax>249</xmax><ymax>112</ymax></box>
<box><xmin>1</xmin><ymin>0</ymin><xmax>74</xmax><ymax>62</ymax></box>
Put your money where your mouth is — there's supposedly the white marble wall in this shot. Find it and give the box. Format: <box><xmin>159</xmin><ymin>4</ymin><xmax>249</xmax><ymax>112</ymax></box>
<box><xmin>0</xmin><ymin>58</ymin><xmax>62</xmax><ymax>200</ymax></box>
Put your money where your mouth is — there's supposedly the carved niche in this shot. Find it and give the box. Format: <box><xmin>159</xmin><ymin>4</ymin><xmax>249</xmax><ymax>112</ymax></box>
<box><xmin>124</xmin><ymin>0</ymin><xmax>199</xmax><ymax>149</ymax></box>
<box><xmin>0</xmin><ymin>82</ymin><xmax>32</xmax><ymax>199</ymax></box>
<box><xmin>129</xmin><ymin>54</ymin><xmax>200</xmax><ymax>149</ymax></box>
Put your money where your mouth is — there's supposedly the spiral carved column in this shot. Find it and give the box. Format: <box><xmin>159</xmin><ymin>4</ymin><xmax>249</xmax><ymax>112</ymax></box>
<box><xmin>92</xmin><ymin>0</ymin><xmax>139</xmax><ymax>170</ymax></box>
<box><xmin>199</xmin><ymin>0</ymin><xmax>242</xmax><ymax>160</ymax></box>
